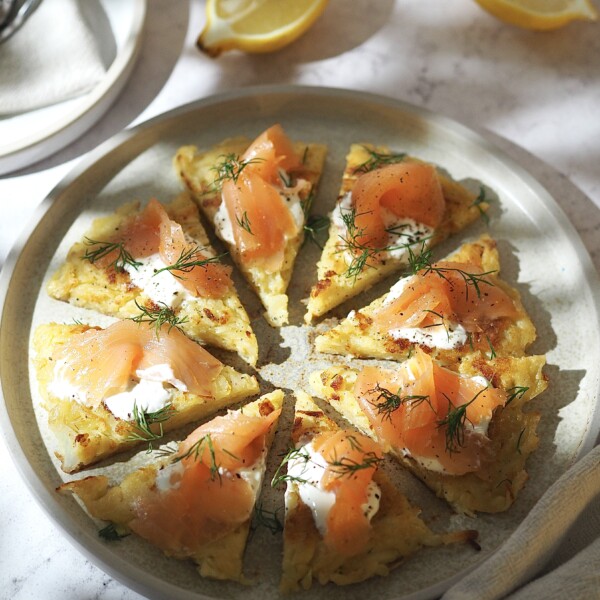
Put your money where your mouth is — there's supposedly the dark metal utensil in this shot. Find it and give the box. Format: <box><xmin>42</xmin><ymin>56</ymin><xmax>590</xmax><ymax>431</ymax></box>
<box><xmin>0</xmin><ymin>0</ymin><xmax>42</xmax><ymax>44</ymax></box>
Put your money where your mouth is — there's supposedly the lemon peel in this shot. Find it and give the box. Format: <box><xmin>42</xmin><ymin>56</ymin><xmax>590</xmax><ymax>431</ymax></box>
<box><xmin>474</xmin><ymin>0</ymin><xmax>598</xmax><ymax>30</ymax></box>
<box><xmin>198</xmin><ymin>0</ymin><xmax>330</xmax><ymax>57</ymax></box>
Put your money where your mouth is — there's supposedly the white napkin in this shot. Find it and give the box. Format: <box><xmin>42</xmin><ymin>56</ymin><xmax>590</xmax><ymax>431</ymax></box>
<box><xmin>442</xmin><ymin>444</ymin><xmax>600</xmax><ymax>600</ymax></box>
<box><xmin>0</xmin><ymin>0</ymin><xmax>107</xmax><ymax>115</ymax></box>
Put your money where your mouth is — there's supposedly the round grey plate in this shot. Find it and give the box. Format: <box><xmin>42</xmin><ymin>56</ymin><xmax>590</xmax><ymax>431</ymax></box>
<box><xmin>1</xmin><ymin>85</ymin><xmax>599</xmax><ymax>600</ymax></box>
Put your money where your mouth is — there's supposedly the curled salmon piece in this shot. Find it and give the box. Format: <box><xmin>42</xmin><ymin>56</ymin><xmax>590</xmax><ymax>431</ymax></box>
<box><xmin>373</xmin><ymin>260</ymin><xmax>519</xmax><ymax>335</ymax></box>
<box><xmin>352</xmin><ymin>162</ymin><xmax>446</xmax><ymax>249</ymax></box>
<box><xmin>95</xmin><ymin>198</ymin><xmax>232</xmax><ymax>299</ymax></box>
<box><xmin>130</xmin><ymin>402</ymin><xmax>281</xmax><ymax>553</ymax></box>
<box><xmin>242</xmin><ymin>122</ymin><xmax>302</xmax><ymax>181</ymax></box>
<box><xmin>51</xmin><ymin>320</ymin><xmax>143</xmax><ymax>407</ymax></box>
<box><xmin>354</xmin><ymin>349</ymin><xmax>506</xmax><ymax>475</ymax></box>
<box><xmin>221</xmin><ymin>124</ymin><xmax>304</xmax><ymax>271</ymax></box>
<box><xmin>130</xmin><ymin>458</ymin><xmax>255</xmax><ymax>552</ymax></box>
<box><xmin>177</xmin><ymin>406</ymin><xmax>282</xmax><ymax>472</ymax></box>
<box><xmin>311</xmin><ymin>430</ymin><xmax>382</xmax><ymax>557</ymax></box>
<box><xmin>157</xmin><ymin>212</ymin><xmax>232</xmax><ymax>299</ymax></box>
<box><xmin>52</xmin><ymin>320</ymin><xmax>223</xmax><ymax>407</ymax></box>
<box><xmin>222</xmin><ymin>169</ymin><xmax>299</xmax><ymax>271</ymax></box>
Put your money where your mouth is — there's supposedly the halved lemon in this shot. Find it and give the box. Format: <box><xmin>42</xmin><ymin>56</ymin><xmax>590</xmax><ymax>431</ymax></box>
<box><xmin>473</xmin><ymin>0</ymin><xmax>598</xmax><ymax>30</ymax></box>
<box><xmin>198</xmin><ymin>0</ymin><xmax>330</xmax><ymax>57</ymax></box>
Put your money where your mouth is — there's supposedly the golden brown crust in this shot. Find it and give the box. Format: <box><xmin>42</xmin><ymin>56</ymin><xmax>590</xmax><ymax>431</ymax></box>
<box><xmin>174</xmin><ymin>137</ymin><xmax>327</xmax><ymax>327</ymax></box>
<box><xmin>309</xmin><ymin>354</ymin><xmax>547</xmax><ymax>515</ymax></box>
<box><xmin>280</xmin><ymin>392</ymin><xmax>475</xmax><ymax>592</ymax></box>
<box><xmin>305</xmin><ymin>144</ymin><xmax>486</xmax><ymax>323</ymax></box>
<box><xmin>58</xmin><ymin>392</ymin><xmax>284</xmax><ymax>582</ymax></box>
<box><xmin>315</xmin><ymin>234</ymin><xmax>537</xmax><ymax>365</ymax></box>
<box><xmin>32</xmin><ymin>323</ymin><xmax>259</xmax><ymax>473</ymax></box>
<box><xmin>47</xmin><ymin>193</ymin><xmax>259</xmax><ymax>365</ymax></box>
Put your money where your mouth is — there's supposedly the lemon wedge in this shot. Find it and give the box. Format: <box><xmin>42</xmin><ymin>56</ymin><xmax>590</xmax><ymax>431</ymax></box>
<box><xmin>473</xmin><ymin>0</ymin><xmax>598</xmax><ymax>30</ymax></box>
<box><xmin>198</xmin><ymin>0</ymin><xmax>330</xmax><ymax>57</ymax></box>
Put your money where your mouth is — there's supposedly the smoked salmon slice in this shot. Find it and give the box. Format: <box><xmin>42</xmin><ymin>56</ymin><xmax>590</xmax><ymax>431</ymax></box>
<box><xmin>221</xmin><ymin>169</ymin><xmax>299</xmax><ymax>272</ymax></box>
<box><xmin>241</xmin><ymin>122</ymin><xmax>302</xmax><ymax>181</ymax></box>
<box><xmin>130</xmin><ymin>402</ymin><xmax>282</xmax><ymax>553</ymax></box>
<box><xmin>354</xmin><ymin>349</ymin><xmax>507</xmax><ymax>475</ymax></box>
<box><xmin>304</xmin><ymin>143</ymin><xmax>483</xmax><ymax>324</ymax></box>
<box><xmin>57</xmin><ymin>392</ymin><xmax>284</xmax><ymax>581</ymax></box>
<box><xmin>177</xmin><ymin>404</ymin><xmax>281</xmax><ymax>472</ymax></box>
<box><xmin>174</xmin><ymin>124</ymin><xmax>327</xmax><ymax>327</ymax></box>
<box><xmin>95</xmin><ymin>198</ymin><xmax>232</xmax><ymax>299</ymax></box>
<box><xmin>280</xmin><ymin>391</ymin><xmax>477</xmax><ymax>591</ymax></box>
<box><xmin>372</xmin><ymin>259</ymin><xmax>519</xmax><ymax>335</ymax></box>
<box><xmin>352</xmin><ymin>162</ymin><xmax>446</xmax><ymax>250</ymax></box>
<box><xmin>220</xmin><ymin>124</ymin><xmax>304</xmax><ymax>272</ymax></box>
<box><xmin>52</xmin><ymin>319</ymin><xmax>223</xmax><ymax>408</ymax></box>
<box><xmin>310</xmin><ymin>430</ymin><xmax>382</xmax><ymax>557</ymax></box>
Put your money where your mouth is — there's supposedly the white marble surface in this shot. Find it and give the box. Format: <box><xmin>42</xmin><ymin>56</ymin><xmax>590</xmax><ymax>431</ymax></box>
<box><xmin>1</xmin><ymin>0</ymin><xmax>599</xmax><ymax>598</ymax></box>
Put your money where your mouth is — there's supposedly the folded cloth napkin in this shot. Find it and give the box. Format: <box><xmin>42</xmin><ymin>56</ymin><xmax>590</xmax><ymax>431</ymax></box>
<box><xmin>0</xmin><ymin>0</ymin><xmax>107</xmax><ymax>115</ymax></box>
<box><xmin>442</xmin><ymin>444</ymin><xmax>600</xmax><ymax>600</ymax></box>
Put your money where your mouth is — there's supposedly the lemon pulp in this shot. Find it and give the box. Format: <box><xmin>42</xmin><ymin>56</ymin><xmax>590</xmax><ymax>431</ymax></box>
<box><xmin>198</xmin><ymin>0</ymin><xmax>330</xmax><ymax>57</ymax></box>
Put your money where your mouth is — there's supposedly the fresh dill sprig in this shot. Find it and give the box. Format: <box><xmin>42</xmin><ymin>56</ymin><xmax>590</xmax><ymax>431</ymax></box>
<box><xmin>338</xmin><ymin>206</ymin><xmax>374</xmax><ymax>278</ymax></box>
<box><xmin>368</xmin><ymin>384</ymin><xmax>432</xmax><ymax>421</ymax></box>
<box><xmin>211</xmin><ymin>153</ymin><xmax>265</xmax><ymax>189</ymax></box>
<box><xmin>130</xmin><ymin>300</ymin><xmax>188</xmax><ymax>337</ymax></box>
<box><xmin>271</xmin><ymin>447</ymin><xmax>311</xmax><ymax>488</ymax></box>
<box><xmin>173</xmin><ymin>433</ymin><xmax>228</xmax><ymax>482</ymax></box>
<box><xmin>153</xmin><ymin>246</ymin><xmax>227</xmax><ymax>278</ymax></box>
<box><xmin>407</xmin><ymin>242</ymin><xmax>434</xmax><ymax>274</ymax></box>
<box><xmin>301</xmin><ymin>190</ymin><xmax>316</xmax><ymax>216</ymax></box>
<box><xmin>505</xmin><ymin>386</ymin><xmax>529</xmax><ymax>406</ymax></box>
<box><xmin>327</xmin><ymin>449</ymin><xmax>382</xmax><ymax>479</ymax></box>
<box><xmin>235</xmin><ymin>210</ymin><xmax>253</xmax><ymax>234</ymax></box>
<box><xmin>496</xmin><ymin>478</ymin><xmax>512</xmax><ymax>489</ymax></box>
<box><xmin>516</xmin><ymin>427</ymin><xmax>526</xmax><ymax>455</ymax></box>
<box><xmin>385</xmin><ymin>221</ymin><xmax>423</xmax><ymax>237</ymax></box>
<box><xmin>252</xmin><ymin>503</ymin><xmax>284</xmax><ymax>534</ymax></box>
<box><xmin>279</xmin><ymin>170</ymin><xmax>292</xmax><ymax>188</ymax></box>
<box><xmin>345</xmin><ymin>434</ymin><xmax>363</xmax><ymax>451</ymax></box>
<box><xmin>98</xmin><ymin>523</ymin><xmax>129</xmax><ymax>541</ymax></box>
<box><xmin>407</xmin><ymin>240</ymin><xmax>497</xmax><ymax>300</ymax></box>
<box><xmin>153</xmin><ymin>443</ymin><xmax>178</xmax><ymax>458</ymax></box>
<box><xmin>437</xmin><ymin>388</ymin><xmax>488</xmax><ymax>453</ymax></box>
<box><xmin>354</xmin><ymin>147</ymin><xmax>407</xmax><ymax>174</ymax></box>
<box><xmin>471</xmin><ymin>186</ymin><xmax>489</xmax><ymax>225</ymax></box>
<box><xmin>302</xmin><ymin>146</ymin><xmax>309</xmax><ymax>165</ymax></box>
<box><xmin>303</xmin><ymin>214</ymin><xmax>329</xmax><ymax>249</ymax></box>
<box><xmin>422</xmin><ymin>309</ymin><xmax>451</xmax><ymax>342</ymax></box>
<box><xmin>83</xmin><ymin>238</ymin><xmax>142</xmax><ymax>271</ymax></box>
<box><xmin>127</xmin><ymin>402</ymin><xmax>175</xmax><ymax>452</ymax></box>
<box><xmin>485</xmin><ymin>334</ymin><xmax>497</xmax><ymax>359</ymax></box>
<box><xmin>338</xmin><ymin>206</ymin><xmax>431</xmax><ymax>280</ymax></box>
<box><xmin>466</xmin><ymin>332</ymin><xmax>475</xmax><ymax>351</ymax></box>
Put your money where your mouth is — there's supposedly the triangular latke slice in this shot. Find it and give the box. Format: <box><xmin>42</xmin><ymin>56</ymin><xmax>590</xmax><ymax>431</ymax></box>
<box><xmin>315</xmin><ymin>235</ymin><xmax>536</xmax><ymax>364</ymax></box>
<box><xmin>279</xmin><ymin>391</ymin><xmax>476</xmax><ymax>592</ymax></box>
<box><xmin>47</xmin><ymin>193</ymin><xmax>259</xmax><ymax>366</ymax></box>
<box><xmin>33</xmin><ymin>322</ymin><xmax>260</xmax><ymax>473</ymax></box>
<box><xmin>309</xmin><ymin>354</ymin><xmax>547</xmax><ymax>515</ymax></box>
<box><xmin>58</xmin><ymin>391</ymin><xmax>283</xmax><ymax>582</ymax></box>
<box><xmin>174</xmin><ymin>125</ymin><xmax>327</xmax><ymax>327</ymax></box>
<box><xmin>305</xmin><ymin>144</ymin><xmax>486</xmax><ymax>323</ymax></box>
